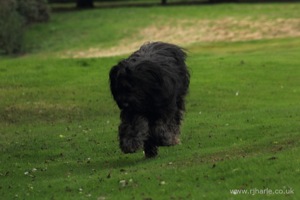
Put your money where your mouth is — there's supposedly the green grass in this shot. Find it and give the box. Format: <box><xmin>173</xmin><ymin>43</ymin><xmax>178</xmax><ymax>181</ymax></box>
<box><xmin>1</xmin><ymin>3</ymin><xmax>300</xmax><ymax>200</ymax></box>
<box><xmin>24</xmin><ymin>3</ymin><xmax>300</xmax><ymax>55</ymax></box>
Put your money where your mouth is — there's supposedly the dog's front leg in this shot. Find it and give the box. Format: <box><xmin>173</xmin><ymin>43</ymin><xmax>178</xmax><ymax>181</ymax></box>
<box><xmin>143</xmin><ymin>137</ymin><xmax>158</xmax><ymax>158</ymax></box>
<box><xmin>118</xmin><ymin>113</ymin><xmax>149</xmax><ymax>154</ymax></box>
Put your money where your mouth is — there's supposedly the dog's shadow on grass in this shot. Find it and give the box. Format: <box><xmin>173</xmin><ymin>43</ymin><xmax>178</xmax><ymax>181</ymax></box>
<box><xmin>99</xmin><ymin>154</ymin><xmax>155</xmax><ymax>170</ymax></box>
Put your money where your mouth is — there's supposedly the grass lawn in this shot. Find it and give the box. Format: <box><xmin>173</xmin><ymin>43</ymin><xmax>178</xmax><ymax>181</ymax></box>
<box><xmin>1</xmin><ymin>3</ymin><xmax>300</xmax><ymax>200</ymax></box>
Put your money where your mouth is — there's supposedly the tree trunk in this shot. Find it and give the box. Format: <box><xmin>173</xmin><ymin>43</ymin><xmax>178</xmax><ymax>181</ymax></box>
<box><xmin>209</xmin><ymin>0</ymin><xmax>238</xmax><ymax>3</ymax></box>
<box><xmin>77</xmin><ymin>0</ymin><xmax>94</xmax><ymax>8</ymax></box>
<box><xmin>161</xmin><ymin>0</ymin><xmax>167</xmax><ymax>5</ymax></box>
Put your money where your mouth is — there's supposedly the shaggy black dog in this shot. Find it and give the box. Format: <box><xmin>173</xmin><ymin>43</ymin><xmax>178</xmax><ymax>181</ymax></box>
<box><xmin>109</xmin><ymin>42</ymin><xmax>190</xmax><ymax>158</ymax></box>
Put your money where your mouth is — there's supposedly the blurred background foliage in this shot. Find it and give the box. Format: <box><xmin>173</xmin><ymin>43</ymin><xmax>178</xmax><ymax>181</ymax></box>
<box><xmin>0</xmin><ymin>0</ymin><xmax>50</xmax><ymax>54</ymax></box>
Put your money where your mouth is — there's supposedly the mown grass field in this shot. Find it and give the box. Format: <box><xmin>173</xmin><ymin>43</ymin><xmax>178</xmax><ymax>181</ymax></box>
<box><xmin>1</xmin><ymin>3</ymin><xmax>300</xmax><ymax>200</ymax></box>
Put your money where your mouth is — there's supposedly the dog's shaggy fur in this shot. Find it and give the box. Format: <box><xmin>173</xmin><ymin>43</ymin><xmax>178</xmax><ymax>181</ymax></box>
<box><xmin>109</xmin><ymin>42</ymin><xmax>190</xmax><ymax>158</ymax></box>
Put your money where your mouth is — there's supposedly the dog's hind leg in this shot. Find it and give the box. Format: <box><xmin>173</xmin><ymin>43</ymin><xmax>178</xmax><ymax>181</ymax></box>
<box><xmin>143</xmin><ymin>137</ymin><xmax>158</xmax><ymax>158</ymax></box>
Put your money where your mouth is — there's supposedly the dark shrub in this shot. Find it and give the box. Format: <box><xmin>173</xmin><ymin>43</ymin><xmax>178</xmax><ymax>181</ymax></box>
<box><xmin>0</xmin><ymin>0</ymin><xmax>50</xmax><ymax>55</ymax></box>
<box><xmin>0</xmin><ymin>0</ymin><xmax>25</xmax><ymax>54</ymax></box>
<box><xmin>17</xmin><ymin>0</ymin><xmax>51</xmax><ymax>24</ymax></box>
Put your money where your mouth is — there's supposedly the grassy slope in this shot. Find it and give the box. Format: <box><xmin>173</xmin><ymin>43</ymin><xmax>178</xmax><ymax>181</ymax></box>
<box><xmin>1</xmin><ymin>3</ymin><xmax>300</xmax><ymax>200</ymax></box>
<box><xmin>24</xmin><ymin>3</ymin><xmax>300</xmax><ymax>54</ymax></box>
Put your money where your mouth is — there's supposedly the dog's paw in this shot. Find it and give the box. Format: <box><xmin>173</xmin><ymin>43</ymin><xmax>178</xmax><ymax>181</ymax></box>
<box><xmin>172</xmin><ymin>135</ymin><xmax>181</xmax><ymax>145</ymax></box>
<box><xmin>120</xmin><ymin>138</ymin><xmax>143</xmax><ymax>154</ymax></box>
<box><xmin>143</xmin><ymin>139</ymin><xmax>158</xmax><ymax>158</ymax></box>
<box><xmin>143</xmin><ymin>147</ymin><xmax>158</xmax><ymax>158</ymax></box>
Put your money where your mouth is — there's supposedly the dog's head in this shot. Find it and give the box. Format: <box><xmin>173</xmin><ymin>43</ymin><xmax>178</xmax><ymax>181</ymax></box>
<box><xmin>109</xmin><ymin>60</ymin><xmax>176</xmax><ymax>113</ymax></box>
<box><xmin>109</xmin><ymin>42</ymin><xmax>189</xmax><ymax>115</ymax></box>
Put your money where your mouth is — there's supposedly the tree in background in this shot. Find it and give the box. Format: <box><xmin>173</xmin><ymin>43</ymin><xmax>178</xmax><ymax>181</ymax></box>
<box><xmin>161</xmin><ymin>0</ymin><xmax>167</xmax><ymax>5</ymax></box>
<box><xmin>76</xmin><ymin>0</ymin><xmax>94</xmax><ymax>8</ymax></box>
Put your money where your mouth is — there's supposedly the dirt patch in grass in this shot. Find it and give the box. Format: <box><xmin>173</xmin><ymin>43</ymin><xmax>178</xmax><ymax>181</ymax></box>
<box><xmin>2</xmin><ymin>102</ymin><xmax>80</xmax><ymax>123</ymax></box>
<box><xmin>66</xmin><ymin>17</ymin><xmax>300</xmax><ymax>58</ymax></box>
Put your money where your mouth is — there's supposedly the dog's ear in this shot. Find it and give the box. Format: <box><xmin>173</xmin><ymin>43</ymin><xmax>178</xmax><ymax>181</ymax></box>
<box><xmin>110</xmin><ymin>62</ymin><xmax>132</xmax><ymax>79</ymax></box>
<box><xmin>109</xmin><ymin>65</ymin><xmax>120</xmax><ymax>83</ymax></box>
